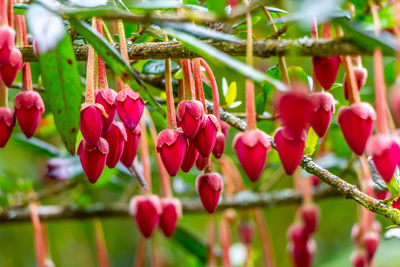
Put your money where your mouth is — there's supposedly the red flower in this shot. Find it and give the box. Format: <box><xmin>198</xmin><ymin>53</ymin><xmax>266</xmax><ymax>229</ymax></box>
<box><xmin>194</xmin><ymin>114</ymin><xmax>219</xmax><ymax>157</ymax></box>
<box><xmin>0</xmin><ymin>25</ymin><xmax>15</xmax><ymax>65</ymax></box>
<box><xmin>157</xmin><ymin>129</ymin><xmax>187</xmax><ymax>176</ymax></box>
<box><xmin>177</xmin><ymin>100</ymin><xmax>204</xmax><ymax>138</ymax></box>
<box><xmin>95</xmin><ymin>89</ymin><xmax>117</xmax><ymax>132</ymax></box>
<box><xmin>312</xmin><ymin>56</ymin><xmax>341</xmax><ymax>90</ymax></box>
<box><xmin>103</xmin><ymin>121</ymin><xmax>127</xmax><ymax>168</ymax></box>
<box><xmin>195</xmin><ymin>154</ymin><xmax>208</xmax><ymax>171</ymax></box>
<box><xmin>77</xmin><ymin>138</ymin><xmax>109</xmax><ymax>184</ymax></box>
<box><xmin>196</xmin><ymin>172</ymin><xmax>223</xmax><ymax>213</ymax></box>
<box><xmin>0</xmin><ymin>47</ymin><xmax>22</xmax><ymax>87</ymax></box>
<box><xmin>116</xmin><ymin>89</ymin><xmax>144</xmax><ymax>130</ymax></box>
<box><xmin>309</xmin><ymin>92</ymin><xmax>334</xmax><ymax>137</ymax></box>
<box><xmin>79</xmin><ymin>103</ymin><xmax>106</xmax><ymax>147</ymax></box>
<box><xmin>233</xmin><ymin>129</ymin><xmax>271</xmax><ymax>182</ymax></box>
<box><xmin>212</xmin><ymin>132</ymin><xmax>226</xmax><ymax>159</ymax></box>
<box><xmin>344</xmin><ymin>66</ymin><xmax>367</xmax><ymax>100</ymax></box>
<box><xmin>338</xmin><ymin>102</ymin><xmax>375</xmax><ymax>155</ymax></box>
<box><xmin>14</xmin><ymin>91</ymin><xmax>45</xmax><ymax>138</ymax></box>
<box><xmin>0</xmin><ymin>107</ymin><xmax>15</xmax><ymax>147</ymax></box>
<box><xmin>120</xmin><ymin>126</ymin><xmax>141</xmax><ymax>168</ymax></box>
<box><xmin>159</xmin><ymin>198</ymin><xmax>182</xmax><ymax>237</ymax></box>
<box><xmin>181</xmin><ymin>139</ymin><xmax>199</xmax><ymax>173</ymax></box>
<box><xmin>129</xmin><ymin>195</ymin><xmax>162</xmax><ymax>238</ymax></box>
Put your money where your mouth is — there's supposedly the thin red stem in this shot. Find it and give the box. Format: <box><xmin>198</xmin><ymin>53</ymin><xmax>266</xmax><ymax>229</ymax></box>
<box><xmin>220</xmin><ymin>215</ymin><xmax>232</xmax><ymax>267</ymax></box>
<box><xmin>245</xmin><ymin>5</ymin><xmax>256</xmax><ymax>130</ymax></box>
<box><xmin>93</xmin><ymin>218</ymin><xmax>110</xmax><ymax>267</ymax></box>
<box><xmin>182</xmin><ymin>59</ymin><xmax>195</xmax><ymax>99</ymax></box>
<box><xmin>371</xmin><ymin>3</ymin><xmax>388</xmax><ymax>134</ymax></box>
<box><xmin>7</xmin><ymin>0</ymin><xmax>13</xmax><ymax>28</ymax></box>
<box><xmin>16</xmin><ymin>15</ymin><xmax>33</xmax><ymax>91</ymax></box>
<box><xmin>29</xmin><ymin>202</ymin><xmax>46</xmax><ymax>267</ymax></box>
<box><xmin>310</xmin><ymin>18</ymin><xmax>318</xmax><ymax>39</ymax></box>
<box><xmin>85</xmin><ymin>19</ymin><xmax>96</xmax><ymax>104</ymax></box>
<box><xmin>0</xmin><ymin>80</ymin><xmax>7</xmax><ymax>107</ymax></box>
<box><xmin>166</xmin><ymin>58</ymin><xmax>177</xmax><ymax>129</ymax></box>
<box><xmin>206</xmin><ymin>217</ymin><xmax>217</xmax><ymax>267</ymax></box>
<box><xmin>148</xmin><ymin>111</ymin><xmax>172</xmax><ymax>198</ymax></box>
<box><xmin>253</xmin><ymin>208</ymin><xmax>276</xmax><ymax>267</ymax></box>
<box><xmin>321</xmin><ymin>22</ymin><xmax>332</xmax><ymax>38</ymax></box>
<box><xmin>192</xmin><ymin>58</ymin><xmax>207</xmax><ymax>111</ymax></box>
<box><xmin>133</xmin><ymin>236</ymin><xmax>146</xmax><ymax>267</ymax></box>
<box><xmin>96</xmin><ymin>19</ymin><xmax>108</xmax><ymax>90</ymax></box>
<box><xmin>117</xmin><ymin>20</ymin><xmax>130</xmax><ymax>91</ymax></box>
<box><xmin>199</xmin><ymin>59</ymin><xmax>220</xmax><ymax>123</ymax></box>
<box><xmin>139</xmin><ymin>119</ymin><xmax>151</xmax><ymax>193</ymax></box>
<box><xmin>150</xmin><ymin>237</ymin><xmax>161</xmax><ymax>267</ymax></box>
<box><xmin>0</xmin><ymin>0</ymin><xmax>6</xmax><ymax>25</ymax></box>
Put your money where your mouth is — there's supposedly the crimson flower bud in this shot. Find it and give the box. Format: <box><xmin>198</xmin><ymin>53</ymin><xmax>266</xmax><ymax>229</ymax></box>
<box><xmin>129</xmin><ymin>195</ymin><xmax>162</xmax><ymax>238</ymax></box>
<box><xmin>337</xmin><ymin>102</ymin><xmax>375</xmax><ymax>155</ymax></box>
<box><xmin>157</xmin><ymin>129</ymin><xmax>187</xmax><ymax>176</ymax></box>
<box><xmin>312</xmin><ymin>56</ymin><xmax>341</xmax><ymax>90</ymax></box>
<box><xmin>0</xmin><ymin>47</ymin><xmax>22</xmax><ymax>87</ymax></box>
<box><xmin>116</xmin><ymin>89</ymin><xmax>144</xmax><ymax>130</ymax></box>
<box><xmin>233</xmin><ymin>129</ymin><xmax>271</xmax><ymax>182</ymax></box>
<box><xmin>344</xmin><ymin>66</ymin><xmax>367</xmax><ymax>100</ymax></box>
<box><xmin>14</xmin><ymin>91</ymin><xmax>45</xmax><ymax>138</ymax></box>
<box><xmin>221</xmin><ymin>120</ymin><xmax>230</xmax><ymax>137</ymax></box>
<box><xmin>287</xmin><ymin>238</ymin><xmax>316</xmax><ymax>267</ymax></box>
<box><xmin>196</xmin><ymin>172</ymin><xmax>223</xmax><ymax>213</ymax></box>
<box><xmin>351</xmin><ymin>250</ymin><xmax>367</xmax><ymax>267</ymax></box>
<box><xmin>181</xmin><ymin>140</ymin><xmax>199</xmax><ymax>173</ymax></box>
<box><xmin>196</xmin><ymin>154</ymin><xmax>208</xmax><ymax>171</ymax></box>
<box><xmin>276</xmin><ymin>86</ymin><xmax>313</xmax><ymax>138</ymax></box>
<box><xmin>367</xmin><ymin>134</ymin><xmax>400</xmax><ymax>183</ymax></box>
<box><xmin>0</xmin><ymin>107</ymin><xmax>15</xmax><ymax>147</ymax></box>
<box><xmin>194</xmin><ymin>114</ymin><xmax>219</xmax><ymax>157</ymax></box>
<box><xmin>274</xmin><ymin>127</ymin><xmax>306</xmax><ymax>175</ymax></box>
<box><xmin>309</xmin><ymin>92</ymin><xmax>334</xmax><ymax>137</ymax></box>
<box><xmin>103</xmin><ymin>121</ymin><xmax>127</xmax><ymax>168</ymax></box>
<box><xmin>95</xmin><ymin>89</ymin><xmax>117</xmax><ymax>132</ymax></box>
<box><xmin>120</xmin><ymin>126</ymin><xmax>141</xmax><ymax>168</ymax></box>
<box><xmin>0</xmin><ymin>25</ymin><xmax>15</xmax><ymax>65</ymax></box>
<box><xmin>287</xmin><ymin>223</ymin><xmax>308</xmax><ymax>244</ymax></box>
<box><xmin>177</xmin><ymin>100</ymin><xmax>204</xmax><ymax>138</ymax></box>
<box><xmin>79</xmin><ymin>103</ymin><xmax>106</xmax><ymax>147</ymax></box>
<box><xmin>159</xmin><ymin>197</ymin><xmax>182</xmax><ymax>237</ymax></box>
<box><xmin>363</xmin><ymin>231</ymin><xmax>379</xmax><ymax>262</ymax></box>
<box><xmin>212</xmin><ymin>132</ymin><xmax>226</xmax><ymax>159</ymax></box>
<box><xmin>238</xmin><ymin>221</ymin><xmax>254</xmax><ymax>245</ymax></box>
<box><xmin>299</xmin><ymin>204</ymin><xmax>320</xmax><ymax>236</ymax></box>
<box><xmin>77</xmin><ymin>138</ymin><xmax>109</xmax><ymax>184</ymax></box>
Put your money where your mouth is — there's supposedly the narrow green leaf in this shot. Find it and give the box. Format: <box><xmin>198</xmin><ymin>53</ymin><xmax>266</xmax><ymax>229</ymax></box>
<box><xmin>172</xmin><ymin>226</ymin><xmax>209</xmax><ymax>263</ymax></box>
<box><xmin>12</xmin><ymin>134</ymin><xmax>61</xmax><ymax>157</ymax></box>
<box><xmin>13</xmin><ymin>4</ymin><xmax>27</xmax><ymax>15</ymax></box>
<box><xmin>162</xmin><ymin>22</ymin><xmax>240</xmax><ymax>42</ymax></box>
<box><xmin>39</xmin><ymin>34</ymin><xmax>82</xmax><ymax>154</ymax></box>
<box><xmin>164</xmin><ymin>28</ymin><xmax>287</xmax><ymax>90</ymax></box>
<box><xmin>288</xmin><ymin>66</ymin><xmax>309</xmax><ymax>86</ymax></box>
<box><xmin>304</xmin><ymin>128</ymin><xmax>318</xmax><ymax>156</ymax></box>
<box><xmin>69</xmin><ymin>19</ymin><xmax>165</xmax><ymax>115</ymax></box>
<box><xmin>142</xmin><ymin>59</ymin><xmax>180</xmax><ymax>74</ymax></box>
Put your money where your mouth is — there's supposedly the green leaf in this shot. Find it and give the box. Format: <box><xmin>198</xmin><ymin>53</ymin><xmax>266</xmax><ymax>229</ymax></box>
<box><xmin>206</xmin><ymin>0</ymin><xmax>226</xmax><ymax>17</ymax></box>
<box><xmin>333</xmin><ymin>17</ymin><xmax>397</xmax><ymax>56</ymax></box>
<box><xmin>172</xmin><ymin>226</ymin><xmax>209</xmax><ymax>263</ymax></box>
<box><xmin>13</xmin><ymin>4</ymin><xmax>27</xmax><ymax>15</ymax></box>
<box><xmin>39</xmin><ymin>34</ymin><xmax>82</xmax><ymax>154</ymax></box>
<box><xmin>288</xmin><ymin>66</ymin><xmax>309</xmax><ymax>86</ymax></box>
<box><xmin>225</xmin><ymin>81</ymin><xmax>237</xmax><ymax>107</ymax></box>
<box><xmin>304</xmin><ymin>128</ymin><xmax>318</xmax><ymax>156</ymax></box>
<box><xmin>164</xmin><ymin>28</ymin><xmax>287</xmax><ymax>90</ymax></box>
<box><xmin>12</xmin><ymin>134</ymin><xmax>61</xmax><ymax>157</ymax></box>
<box><xmin>173</xmin><ymin>68</ymin><xmax>183</xmax><ymax>79</ymax></box>
<box><xmin>142</xmin><ymin>59</ymin><xmax>180</xmax><ymax>74</ymax></box>
<box><xmin>69</xmin><ymin>19</ymin><xmax>165</xmax><ymax>115</ymax></box>
<box><xmin>162</xmin><ymin>22</ymin><xmax>239</xmax><ymax>42</ymax></box>
<box><xmin>388</xmin><ymin>168</ymin><xmax>400</xmax><ymax>196</ymax></box>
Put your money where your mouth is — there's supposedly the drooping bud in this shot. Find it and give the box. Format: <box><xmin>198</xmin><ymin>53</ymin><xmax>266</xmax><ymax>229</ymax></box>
<box><xmin>177</xmin><ymin>100</ymin><xmax>204</xmax><ymax>139</ymax></box>
<box><xmin>337</xmin><ymin>102</ymin><xmax>375</xmax><ymax>155</ymax></box>
<box><xmin>120</xmin><ymin>126</ymin><xmax>141</xmax><ymax>168</ymax></box>
<box><xmin>181</xmin><ymin>140</ymin><xmax>199</xmax><ymax>173</ymax></box>
<box><xmin>0</xmin><ymin>25</ymin><xmax>15</xmax><ymax>65</ymax></box>
<box><xmin>14</xmin><ymin>91</ymin><xmax>45</xmax><ymax>138</ymax></box>
<box><xmin>274</xmin><ymin>127</ymin><xmax>306</xmax><ymax>175</ymax></box>
<box><xmin>196</xmin><ymin>172</ymin><xmax>223</xmax><ymax>213</ymax></box>
<box><xmin>312</xmin><ymin>56</ymin><xmax>341</xmax><ymax>90</ymax></box>
<box><xmin>238</xmin><ymin>221</ymin><xmax>254</xmax><ymax>245</ymax></box>
<box><xmin>212</xmin><ymin>132</ymin><xmax>226</xmax><ymax>159</ymax></box>
<box><xmin>116</xmin><ymin>89</ymin><xmax>144</xmax><ymax>130</ymax></box>
<box><xmin>351</xmin><ymin>250</ymin><xmax>367</xmax><ymax>267</ymax></box>
<box><xmin>367</xmin><ymin>134</ymin><xmax>400</xmax><ymax>183</ymax></box>
<box><xmin>287</xmin><ymin>238</ymin><xmax>316</xmax><ymax>267</ymax></box>
<box><xmin>0</xmin><ymin>47</ymin><xmax>22</xmax><ymax>87</ymax></box>
<box><xmin>159</xmin><ymin>198</ymin><xmax>182</xmax><ymax>237</ymax></box>
<box><xmin>194</xmin><ymin>114</ymin><xmax>219</xmax><ymax>157</ymax></box>
<box><xmin>287</xmin><ymin>223</ymin><xmax>308</xmax><ymax>244</ymax></box>
<box><xmin>309</xmin><ymin>92</ymin><xmax>335</xmax><ymax>137</ymax></box>
<box><xmin>79</xmin><ymin>103</ymin><xmax>106</xmax><ymax>147</ymax></box>
<box><xmin>196</xmin><ymin>154</ymin><xmax>208</xmax><ymax>171</ymax></box>
<box><xmin>276</xmin><ymin>86</ymin><xmax>313</xmax><ymax>138</ymax></box>
<box><xmin>221</xmin><ymin>120</ymin><xmax>230</xmax><ymax>137</ymax></box>
<box><xmin>77</xmin><ymin>138</ymin><xmax>109</xmax><ymax>184</ymax></box>
<box><xmin>0</xmin><ymin>107</ymin><xmax>15</xmax><ymax>147</ymax></box>
<box><xmin>103</xmin><ymin>121</ymin><xmax>127</xmax><ymax>168</ymax></box>
<box><xmin>95</xmin><ymin>89</ymin><xmax>117</xmax><ymax>132</ymax></box>
<box><xmin>363</xmin><ymin>231</ymin><xmax>379</xmax><ymax>262</ymax></box>
<box><xmin>157</xmin><ymin>129</ymin><xmax>187</xmax><ymax>177</ymax></box>
<box><xmin>344</xmin><ymin>66</ymin><xmax>367</xmax><ymax>100</ymax></box>
<box><xmin>299</xmin><ymin>204</ymin><xmax>320</xmax><ymax>236</ymax></box>
<box><xmin>234</xmin><ymin>129</ymin><xmax>271</xmax><ymax>182</ymax></box>
<box><xmin>129</xmin><ymin>195</ymin><xmax>162</xmax><ymax>238</ymax></box>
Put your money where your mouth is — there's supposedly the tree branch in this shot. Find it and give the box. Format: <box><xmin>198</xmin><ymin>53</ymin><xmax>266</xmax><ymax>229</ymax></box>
<box><xmin>0</xmin><ymin>186</ymin><xmax>338</xmax><ymax>223</ymax></box>
<box><xmin>20</xmin><ymin>38</ymin><xmax>381</xmax><ymax>62</ymax></box>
